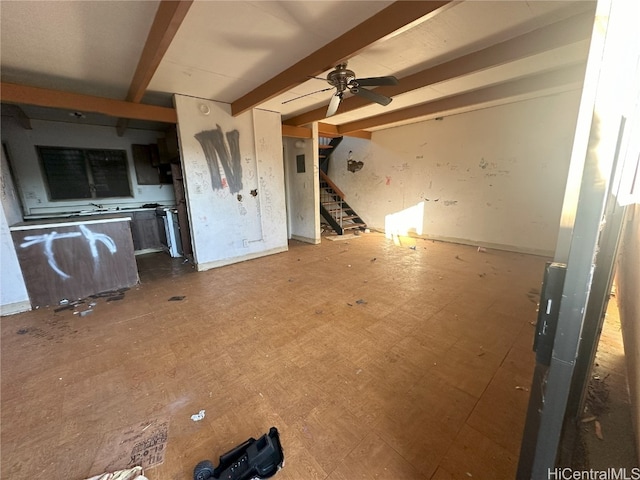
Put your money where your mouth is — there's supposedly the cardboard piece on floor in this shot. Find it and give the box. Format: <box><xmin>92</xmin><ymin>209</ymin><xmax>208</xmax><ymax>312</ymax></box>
<box><xmin>90</xmin><ymin>417</ymin><xmax>169</xmax><ymax>474</ymax></box>
<box><xmin>325</xmin><ymin>234</ymin><xmax>361</xmax><ymax>241</ymax></box>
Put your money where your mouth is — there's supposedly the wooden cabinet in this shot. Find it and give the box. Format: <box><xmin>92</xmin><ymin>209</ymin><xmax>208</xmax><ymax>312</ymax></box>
<box><xmin>10</xmin><ymin>217</ymin><xmax>139</xmax><ymax>307</ymax></box>
<box><xmin>130</xmin><ymin>210</ymin><xmax>164</xmax><ymax>252</ymax></box>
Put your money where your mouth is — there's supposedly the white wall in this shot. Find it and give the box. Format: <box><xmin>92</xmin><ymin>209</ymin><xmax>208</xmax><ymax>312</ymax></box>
<box><xmin>1</xmin><ymin>145</ymin><xmax>23</xmax><ymax>226</ymax></box>
<box><xmin>284</xmin><ymin>126</ymin><xmax>320</xmax><ymax>244</ymax></box>
<box><xmin>1</xmin><ymin>118</ymin><xmax>175</xmax><ymax>217</ymax></box>
<box><xmin>328</xmin><ymin>91</ymin><xmax>582</xmax><ymax>255</ymax></box>
<box><xmin>1</xmin><ymin>143</ymin><xmax>31</xmax><ymax>315</ymax></box>
<box><xmin>174</xmin><ymin>96</ymin><xmax>288</xmax><ymax>270</ymax></box>
<box><xmin>0</xmin><ymin>206</ymin><xmax>30</xmax><ymax>315</ymax></box>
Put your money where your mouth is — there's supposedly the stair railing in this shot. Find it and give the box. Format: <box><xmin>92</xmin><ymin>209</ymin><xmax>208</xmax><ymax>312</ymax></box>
<box><xmin>319</xmin><ymin>170</ymin><xmax>347</xmax><ymax>231</ymax></box>
<box><xmin>319</xmin><ymin>170</ymin><xmax>345</xmax><ymax>199</ymax></box>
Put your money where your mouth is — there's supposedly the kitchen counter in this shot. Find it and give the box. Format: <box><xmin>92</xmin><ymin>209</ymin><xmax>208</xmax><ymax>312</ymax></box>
<box><xmin>10</xmin><ymin>213</ymin><xmax>133</xmax><ymax>231</ymax></box>
<box><xmin>21</xmin><ymin>206</ymin><xmax>170</xmax><ymax>221</ymax></box>
<box><xmin>10</xmin><ymin>215</ymin><xmax>139</xmax><ymax>307</ymax></box>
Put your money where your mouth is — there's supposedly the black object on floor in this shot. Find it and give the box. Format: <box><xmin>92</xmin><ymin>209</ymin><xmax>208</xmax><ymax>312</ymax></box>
<box><xmin>194</xmin><ymin>427</ymin><xmax>284</xmax><ymax>480</ymax></box>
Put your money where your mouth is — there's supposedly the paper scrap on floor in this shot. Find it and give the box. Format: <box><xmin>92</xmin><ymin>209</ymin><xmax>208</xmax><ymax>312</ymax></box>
<box><xmin>85</xmin><ymin>466</ymin><xmax>148</xmax><ymax>480</ymax></box>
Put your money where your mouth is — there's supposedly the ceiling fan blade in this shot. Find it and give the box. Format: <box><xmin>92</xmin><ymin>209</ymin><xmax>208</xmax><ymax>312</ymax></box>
<box><xmin>326</xmin><ymin>92</ymin><xmax>342</xmax><ymax>117</ymax></box>
<box><xmin>352</xmin><ymin>76</ymin><xmax>398</xmax><ymax>87</ymax></box>
<box><xmin>351</xmin><ymin>87</ymin><xmax>392</xmax><ymax>106</ymax></box>
<box><xmin>282</xmin><ymin>87</ymin><xmax>333</xmax><ymax>104</ymax></box>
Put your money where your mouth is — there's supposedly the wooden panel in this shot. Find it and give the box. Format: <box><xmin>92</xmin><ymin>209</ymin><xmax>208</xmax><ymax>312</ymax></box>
<box><xmin>170</xmin><ymin>162</ymin><xmax>193</xmax><ymax>257</ymax></box>
<box><xmin>11</xmin><ymin>220</ymin><xmax>138</xmax><ymax>307</ymax></box>
<box><xmin>131</xmin><ymin>210</ymin><xmax>163</xmax><ymax>251</ymax></box>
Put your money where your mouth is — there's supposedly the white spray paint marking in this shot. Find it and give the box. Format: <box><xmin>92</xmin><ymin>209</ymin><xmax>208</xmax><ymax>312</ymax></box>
<box><xmin>79</xmin><ymin>224</ymin><xmax>117</xmax><ymax>258</ymax></box>
<box><xmin>21</xmin><ymin>231</ymin><xmax>82</xmax><ymax>279</ymax></box>
<box><xmin>20</xmin><ymin>226</ymin><xmax>117</xmax><ymax>279</ymax></box>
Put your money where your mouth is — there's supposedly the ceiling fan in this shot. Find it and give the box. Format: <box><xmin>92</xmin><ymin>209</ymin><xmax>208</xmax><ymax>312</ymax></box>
<box><xmin>283</xmin><ymin>62</ymin><xmax>399</xmax><ymax>118</ymax></box>
<box><xmin>324</xmin><ymin>63</ymin><xmax>398</xmax><ymax>117</ymax></box>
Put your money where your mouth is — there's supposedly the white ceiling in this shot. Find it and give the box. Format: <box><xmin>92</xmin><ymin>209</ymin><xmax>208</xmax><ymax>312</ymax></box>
<box><xmin>0</xmin><ymin>0</ymin><xmax>596</xmax><ymax>133</ymax></box>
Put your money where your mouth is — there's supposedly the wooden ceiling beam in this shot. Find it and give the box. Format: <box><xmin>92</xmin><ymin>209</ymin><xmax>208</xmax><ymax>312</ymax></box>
<box><xmin>282</xmin><ymin>124</ymin><xmax>312</xmax><ymax>139</ymax></box>
<box><xmin>126</xmin><ymin>0</ymin><xmax>193</xmax><ymax>104</ymax></box>
<box><xmin>336</xmin><ymin>63</ymin><xmax>587</xmax><ymax>134</ymax></box>
<box><xmin>285</xmin><ymin>10</ymin><xmax>594</xmax><ymax>127</ymax></box>
<box><xmin>117</xmin><ymin>0</ymin><xmax>192</xmax><ymax>135</ymax></box>
<box><xmin>317</xmin><ymin>123</ymin><xmax>371</xmax><ymax>139</ymax></box>
<box><xmin>231</xmin><ymin>1</ymin><xmax>454</xmax><ymax>117</ymax></box>
<box><xmin>0</xmin><ymin>82</ymin><xmax>177</xmax><ymax>123</ymax></box>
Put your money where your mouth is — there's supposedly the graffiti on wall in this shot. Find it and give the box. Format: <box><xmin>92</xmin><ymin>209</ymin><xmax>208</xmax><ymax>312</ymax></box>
<box><xmin>20</xmin><ymin>224</ymin><xmax>117</xmax><ymax>279</ymax></box>
<box><xmin>195</xmin><ymin>125</ymin><xmax>243</xmax><ymax>194</ymax></box>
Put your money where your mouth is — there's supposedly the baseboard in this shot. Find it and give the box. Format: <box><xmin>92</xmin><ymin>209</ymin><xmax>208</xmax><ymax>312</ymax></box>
<box><xmin>196</xmin><ymin>245</ymin><xmax>289</xmax><ymax>271</ymax></box>
<box><xmin>291</xmin><ymin>234</ymin><xmax>321</xmax><ymax>245</ymax></box>
<box><xmin>1</xmin><ymin>300</ymin><xmax>32</xmax><ymax>316</ymax></box>
<box><xmin>371</xmin><ymin>228</ymin><xmax>554</xmax><ymax>257</ymax></box>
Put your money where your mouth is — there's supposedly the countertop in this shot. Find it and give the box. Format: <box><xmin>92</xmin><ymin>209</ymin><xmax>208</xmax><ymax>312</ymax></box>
<box><xmin>10</xmin><ymin>213</ymin><xmax>133</xmax><ymax>231</ymax></box>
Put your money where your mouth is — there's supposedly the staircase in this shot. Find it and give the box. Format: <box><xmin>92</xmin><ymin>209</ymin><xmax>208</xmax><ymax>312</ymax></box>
<box><xmin>318</xmin><ymin>136</ymin><xmax>367</xmax><ymax>235</ymax></box>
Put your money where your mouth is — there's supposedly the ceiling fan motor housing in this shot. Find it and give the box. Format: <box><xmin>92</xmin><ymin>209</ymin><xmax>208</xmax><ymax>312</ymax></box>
<box><xmin>327</xmin><ymin>64</ymin><xmax>356</xmax><ymax>92</ymax></box>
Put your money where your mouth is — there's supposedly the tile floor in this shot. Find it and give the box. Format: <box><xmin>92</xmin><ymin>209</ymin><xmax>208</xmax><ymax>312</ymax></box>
<box><xmin>1</xmin><ymin>233</ymin><xmax>550</xmax><ymax>479</ymax></box>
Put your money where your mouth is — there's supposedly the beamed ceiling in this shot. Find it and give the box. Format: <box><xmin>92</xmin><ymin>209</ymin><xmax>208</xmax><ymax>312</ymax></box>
<box><xmin>0</xmin><ymin>1</ymin><xmax>596</xmax><ymax>139</ymax></box>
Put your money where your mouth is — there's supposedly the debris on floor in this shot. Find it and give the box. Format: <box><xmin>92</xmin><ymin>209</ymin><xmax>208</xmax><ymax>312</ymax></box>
<box><xmin>55</xmin><ymin>298</ymin><xmax>86</xmax><ymax>312</ymax></box>
<box><xmin>90</xmin><ymin>288</ymin><xmax>130</xmax><ymax>299</ymax></box>
<box><xmin>168</xmin><ymin>295</ymin><xmax>186</xmax><ymax>301</ymax></box>
<box><xmin>325</xmin><ymin>233</ymin><xmax>361</xmax><ymax>241</ymax></box>
<box><xmin>594</xmin><ymin>420</ymin><xmax>604</xmax><ymax>440</ymax></box>
<box><xmin>85</xmin><ymin>466</ymin><xmax>148</xmax><ymax>480</ymax></box>
<box><xmin>54</xmin><ymin>303</ymin><xmax>76</xmax><ymax>312</ymax></box>
<box><xmin>585</xmin><ymin>374</ymin><xmax>610</xmax><ymax>417</ymax></box>
<box><xmin>106</xmin><ymin>293</ymin><xmax>126</xmax><ymax>302</ymax></box>
<box><xmin>52</xmin><ymin>288</ymin><xmax>131</xmax><ymax>317</ymax></box>
<box><xmin>191</xmin><ymin>409</ymin><xmax>206</xmax><ymax>421</ymax></box>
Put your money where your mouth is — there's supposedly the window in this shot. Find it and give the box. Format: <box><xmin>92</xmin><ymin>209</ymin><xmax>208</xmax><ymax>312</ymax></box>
<box><xmin>37</xmin><ymin>146</ymin><xmax>132</xmax><ymax>200</ymax></box>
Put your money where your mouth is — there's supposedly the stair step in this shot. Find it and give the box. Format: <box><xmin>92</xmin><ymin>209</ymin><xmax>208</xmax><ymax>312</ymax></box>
<box><xmin>343</xmin><ymin>224</ymin><xmax>365</xmax><ymax>230</ymax></box>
